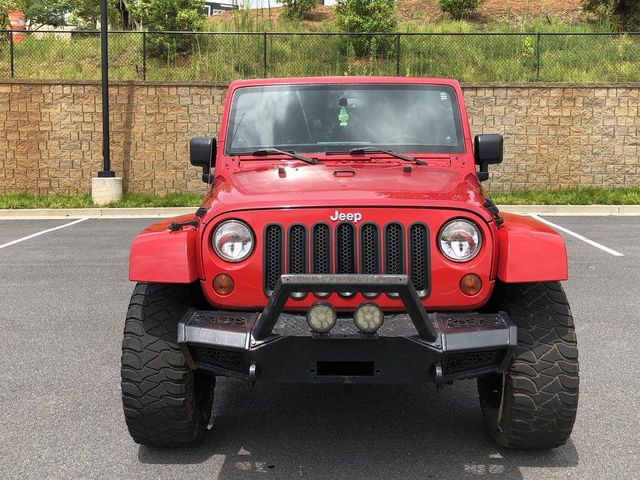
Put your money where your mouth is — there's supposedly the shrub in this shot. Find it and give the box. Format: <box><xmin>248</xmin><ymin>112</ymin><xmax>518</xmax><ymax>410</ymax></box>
<box><xmin>437</xmin><ymin>0</ymin><xmax>482</xmax><ymax>20</ymax></box>
<box><xmin>278</xmin><ymin>0</ymin><xmax>316</xmax><ymax>19</ymax></box>
<box><xmin>128</xmin><ymin>0</ymin><xmax>205</xmax><ymax>58</ymax></box>
<box><xmin>582</xmin><ymin>0</ymin><xmax>640</xmax><ymax>31</ymax></box>
<box><xmin>335</xmin><ymin>0</ymin><xmax>398</xmax><ymax>58</ymax></box>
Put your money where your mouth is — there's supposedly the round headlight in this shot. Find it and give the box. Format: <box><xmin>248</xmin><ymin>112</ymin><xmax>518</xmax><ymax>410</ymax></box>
<box><xmin>212</xmin><ymin>220</ymin><xmax>254</xmax><ymax>262</ymax></box>
<box><xmin>438</xmin><ymin>219</ymin><xmax>482</xmax><ymax>263</ymax></box>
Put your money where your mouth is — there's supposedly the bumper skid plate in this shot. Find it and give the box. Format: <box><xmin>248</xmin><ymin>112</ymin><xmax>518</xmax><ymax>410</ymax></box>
<box><xmin>178</xmin><ymin>274</ymin><xmax>517</xmax><ymax>384</ymax></box>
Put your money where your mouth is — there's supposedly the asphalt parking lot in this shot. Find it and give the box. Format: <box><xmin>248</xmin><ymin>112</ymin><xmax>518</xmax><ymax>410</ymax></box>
<box><xmin>1</xmin><ymin>215</ymin><xmax>639</xmax><ymax>480</ymax></box>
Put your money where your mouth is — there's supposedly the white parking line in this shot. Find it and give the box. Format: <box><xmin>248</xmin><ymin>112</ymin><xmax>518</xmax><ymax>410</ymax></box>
<box><xmin>0</xmin><ymin>218</ymin><xmax>89</xmax><ymax>250</ymax></box>
<box><xmin>531</xmin><ymin>214</ymin><xmax>624</xmax><ymax>257</ymax></box>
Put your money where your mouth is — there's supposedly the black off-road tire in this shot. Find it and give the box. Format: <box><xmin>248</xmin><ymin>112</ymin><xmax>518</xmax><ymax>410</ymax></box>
<box><xmin>120</xmin><ymin>283</ymin><xmax>215</xmax><ymax>448</ymax></box>
<box><xmin>478</xmin><ymin>282</ymin><xmax>579</xmax><ymax>449</ymax></box>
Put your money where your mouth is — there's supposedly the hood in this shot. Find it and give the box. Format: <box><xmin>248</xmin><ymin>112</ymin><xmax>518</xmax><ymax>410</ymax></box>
<box><xmin>202</xmin><ymin>162</ymin><xmax>490</xmax><ymax>222</ymax></box>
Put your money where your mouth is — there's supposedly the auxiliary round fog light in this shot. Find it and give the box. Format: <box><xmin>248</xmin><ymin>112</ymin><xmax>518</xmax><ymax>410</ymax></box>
<box><xmin>354</xmin><ymin>302</ymin><xmax>384</xmax><ymax>334</ymax></box>
<box><xmin>213</xmin><ymin>273</ymin><xmax>234</xmax><ymax>295</ymax></box>
<box><xmin>306</xmin><ymin>302</ymin><xmax>337</xmax><ymax>334</ymax></box>
<box><xmin>460</xmin><ymin>274</ymin><xmax>482</xmax><ymax>296</ymax></box>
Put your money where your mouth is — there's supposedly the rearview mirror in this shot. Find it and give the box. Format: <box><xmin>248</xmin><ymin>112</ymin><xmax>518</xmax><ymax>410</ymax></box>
<box><xmin>190</xmin><ymin>136</ymin><xmax>216</xmax><ymax>183</ymax></box>
<box><xmin>474</xmin><ymin>134</ymin><xmax>503</xmax><ymax>182</ymax></box>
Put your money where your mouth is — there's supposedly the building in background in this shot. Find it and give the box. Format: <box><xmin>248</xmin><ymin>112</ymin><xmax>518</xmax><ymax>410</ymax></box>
<box><xmin>203</xmin><ymin>2</ymin><xmax>236</xmax><ymax>15</ymax></box>
<box><xmin>215</xmin><ymin>0</ymin><xmax>331</xmax><ymax>11</ymax></box>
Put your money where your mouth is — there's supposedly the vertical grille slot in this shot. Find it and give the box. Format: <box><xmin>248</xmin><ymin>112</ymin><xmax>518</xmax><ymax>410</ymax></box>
<box><xmin>263</xmin><ymin>219</ymin><xmax>431</xmax><ymax>299</ymax></box>
<box><xmin>288</xmin><ymin>225</ymin><xmax>307</xmax><ymax>274</ymax></box>
<box><xmin>336</xmin><ymin>223</ymin><xmax>356</xmax><ymax>274</ymax></box>
<box><xmin>360</xmin><ymin>223</ymin><xmax>380</xmax><ymax>274</ymax></box>
<box><xmin>384</xmin><ymin>223</ymin><xmax>404</xmax><ymax>274</ymax></box>
<box><xmin>409</xmin><ymin>223</ymin><xmax>429</xmax><ymax>296</ymax></box>
<box><xmin>264</xmin><ymin>224</ymin><xmax>283</xmax><ymax>293</ymax></box>
<box><xmin>312</xmin><ymin>224</ymin><xmax>331</xmax><ymax>274</ymax></box>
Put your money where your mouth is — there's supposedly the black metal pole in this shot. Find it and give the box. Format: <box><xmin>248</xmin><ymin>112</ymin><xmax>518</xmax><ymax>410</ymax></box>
<box><xmin>263</xmin><ymin>32</ymin><xmax>267</xmax><ymax>77</ymax></box>
<box><xmin>9</xmin><ymin>30</ymin><xmax>14</xmax><ymax>78</ymax></box>
<box><xmin>99</xmin><ymin>0</ymin><xmax>115</xmax><ymax>177</ymax></box>
<box><xmin>396</xmin><ymin>33</ymin><xmax>400</xmax><ymax>76</ymax></box>
<box><xmin>142</xmin><ymin>31</ymin><xmax>147</xmax><ymax>81</ymax></box>
<box><xmin>536</xmin><ymin>33</ymin><xmax>541</xmax><ymax>80</ymax></box>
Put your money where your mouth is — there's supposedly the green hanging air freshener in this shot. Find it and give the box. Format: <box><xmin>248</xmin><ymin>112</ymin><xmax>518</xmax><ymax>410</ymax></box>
<box><xmin>338</xmin><ymin>106</ymin><xmax>349</xmax><ymax>127</ymax></box>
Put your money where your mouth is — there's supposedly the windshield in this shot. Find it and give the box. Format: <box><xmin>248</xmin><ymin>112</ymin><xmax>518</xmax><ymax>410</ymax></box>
<box><xmin>225</xmin><ymin>84</ymin><xmax>464</xmax><ymax>155</ymax></box>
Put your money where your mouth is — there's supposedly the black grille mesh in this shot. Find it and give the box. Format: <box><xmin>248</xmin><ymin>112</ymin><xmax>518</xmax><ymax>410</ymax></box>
<box><xmin>361</xmin><ymin>223</ymin><xmax>380</xmax><ymax>274</ymax></box>
<box><xmin>336</xmin><ymin>223</ymin><xmax>356</xmax><ymax>274</ymax></box>
<box><xmin>288</xmin><ymin>225</ymin><xmax>307</xmax><ymax>274</ymax></box>
<box><xmin>264</xmin><ymin>221</ymin><xmax>429</xmax><ymax>295</ymax></box>
<box><xmin>312</xmin><ymin>224</ymin><xmax>331</xmax><ymax>274</ymax></box>
<box><xmin>409</xmin><ymin>224</ymin><xmax>428</xmax><ymax>293</ymax></box>
<box><xmin>385</xmin><ymin>223</ymin><xmax>404</xmax><ymax>274</ymax></box>
<box><xmin>264</xmin><ymin>224</ymin><xmax>283</xmax><ymax>292</ymax></box>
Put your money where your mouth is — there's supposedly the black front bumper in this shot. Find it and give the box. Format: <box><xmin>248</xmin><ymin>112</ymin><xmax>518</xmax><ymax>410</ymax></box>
<box><xmin>178</xmin><ymin>274</ymin><xmax>516</xmax><ymax>384</ymax></box>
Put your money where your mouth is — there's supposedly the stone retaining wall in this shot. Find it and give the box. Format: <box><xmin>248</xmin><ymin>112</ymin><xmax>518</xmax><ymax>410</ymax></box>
<box><xmin>0</xmin><ymin>80</ymin><xmax>638</xmax><ymax>195</ymax></box>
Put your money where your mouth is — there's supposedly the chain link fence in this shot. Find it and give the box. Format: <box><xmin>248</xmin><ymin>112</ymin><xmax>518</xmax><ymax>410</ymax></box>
<box><xmin>1</xmin><ymin>30</ymin><xmax>639</xmax><ymax>82</ymax></box>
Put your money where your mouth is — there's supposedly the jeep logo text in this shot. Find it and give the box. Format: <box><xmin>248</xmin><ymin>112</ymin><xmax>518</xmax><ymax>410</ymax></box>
<box><xmin>330</xmin><ymin>210</ymin><xmax>362</xmax><ymax>223</ymax></box>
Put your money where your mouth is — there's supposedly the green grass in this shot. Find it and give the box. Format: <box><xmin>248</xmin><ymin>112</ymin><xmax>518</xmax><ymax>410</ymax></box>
<box><xmin>1</xmin><ymin>18</ymin><xmax>640</xmax><ymax>82</ymax></box>
<box><xmin>0</xmin><ymin>192</ymin><xmax>203</xmax><ymax>209</ymax></box>
<box><xmin>107</xmin><ymin>192</ymin><xmax>203</xmax><ymax>208</ymax></box>
<box><xmin>491</xmin><ymin>187</ymin><xmax>640</xmax><ymax>205</ymax></box>
<box><xmin>1</xmin><ymin>188</ymin><xmax>639</xmax><ymax>209</ymax></box>
<box><xmin>0</xmin><ymin>193</ymin><xmax>95</xmax><ymax>208</ymax></box>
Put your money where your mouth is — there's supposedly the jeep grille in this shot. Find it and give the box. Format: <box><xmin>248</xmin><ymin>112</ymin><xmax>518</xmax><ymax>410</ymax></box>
<box><xmin>263</xmin><ymin>222</ymin><xmax>430</xmax><ymax>297</ymax></box>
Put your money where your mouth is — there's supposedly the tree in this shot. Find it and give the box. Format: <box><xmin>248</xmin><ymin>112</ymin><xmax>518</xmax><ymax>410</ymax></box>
<box><xmin>1</xmin><ymin>0</ymin><xmax>70</xmax><ymax>28</ymax></box>
<box><xmin>278</xmin><ymin>0</ymin><xmax>316</xmax><ymax>19</ymax></box>
<box><xmin>67</xmin><ymin>0</ymin><xmax>121</xmax><ymax>29</ymax></box>
<box><xmin>0</xmin><ymin>0</ymin><xmax>17</xmax><ymax>28</ymax></box>
<box><xmin>127</xmin><ymin>0</ymin><xmax>205</xmax><ymax>31</ymax></box>
<box><xmin>127</xmin><ymin>0</ymin><xmax>206</xmax><ymax>57</ymax></box>
<box><xmin>582</xmin><ymin>0</ymin><xmax>640</xmax><ymax>30</ymax></box>
<box><xmin>335</xmin><ymin>0</ymin><xmax>398</xmax><ymax>57</ymax></box>
<box><xmin>437</xmin><ymin>0</ymin><xmax>482</xmax><ymax>20</ymax></box>
<box><xmin>26</xmin><ymin>0</ymin><xmax>70</xmax><ymax>27</ymax></box>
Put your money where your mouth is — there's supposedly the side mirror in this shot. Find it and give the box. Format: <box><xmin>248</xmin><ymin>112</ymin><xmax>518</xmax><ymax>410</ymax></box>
<box><xmin>474</xmin><ymin>134</ymin><xmax>503</xmax><ymax>182</ymax></box>
<box><xmin>190</xmin><ymin>136</ymin><xmax>216</xmax><ymax>183</ymax></box>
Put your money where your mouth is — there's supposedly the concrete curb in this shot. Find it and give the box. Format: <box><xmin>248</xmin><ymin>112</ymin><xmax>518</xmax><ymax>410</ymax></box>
<box><xmin>1</xmin><ymin>205</ymin><xmax>640</xmax><ymax>219</ymax></box>
<box><xmin>498</xmin><ymin>205</ymin><xmax>640</xmax><ymax>215</ymax></box>
<box><xmin>0</xmin><ymin>207</ymin><xmax>196</xmax><ymax>219</ymax></box>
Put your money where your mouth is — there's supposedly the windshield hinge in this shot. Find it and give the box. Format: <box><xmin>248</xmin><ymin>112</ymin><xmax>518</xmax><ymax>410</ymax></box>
<box><xmin>168</xmin><ymin>219</ymin><xmax>199</xmax><ymax>231</ymax></box>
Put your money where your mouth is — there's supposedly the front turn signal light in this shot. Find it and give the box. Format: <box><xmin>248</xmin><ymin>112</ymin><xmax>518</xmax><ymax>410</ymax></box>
<box><xmin>213</xmin><ymin>273</ymin><xmax>234</xmax><ymax>295</ymax></box>
<box><xmin>460</xmin><ymin>274</ymin><xmax>482</xmax><ymax>296</ymax></box>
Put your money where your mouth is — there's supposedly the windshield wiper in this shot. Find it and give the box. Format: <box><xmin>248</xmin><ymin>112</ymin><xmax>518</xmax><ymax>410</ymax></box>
<box><xmin>347</xmin><ymin>147</ymin><xmax>426</xmax><ymax>166</ymax></box>
<box><xmin>242</xmin><ymin>148</ymin><xmax>320</xmax><ymax>165</ymax></box>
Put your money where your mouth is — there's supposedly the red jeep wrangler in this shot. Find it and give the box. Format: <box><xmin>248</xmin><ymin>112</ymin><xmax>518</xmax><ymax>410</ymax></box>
<box><xmin>121</xmin><ymin>77</ymin><xmax>578</xmax><ymax>450</ymax></box>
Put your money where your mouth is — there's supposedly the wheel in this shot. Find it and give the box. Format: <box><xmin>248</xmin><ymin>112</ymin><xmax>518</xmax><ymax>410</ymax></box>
<box><xmin>120</xmin><ymin>283</ymin><xmax>215</xmax><ymax>448</ymax></box>
<box><xmin>478</xmin><ymin>282</ymin><xmax>579</xmax><ymax>449</ymax></box>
